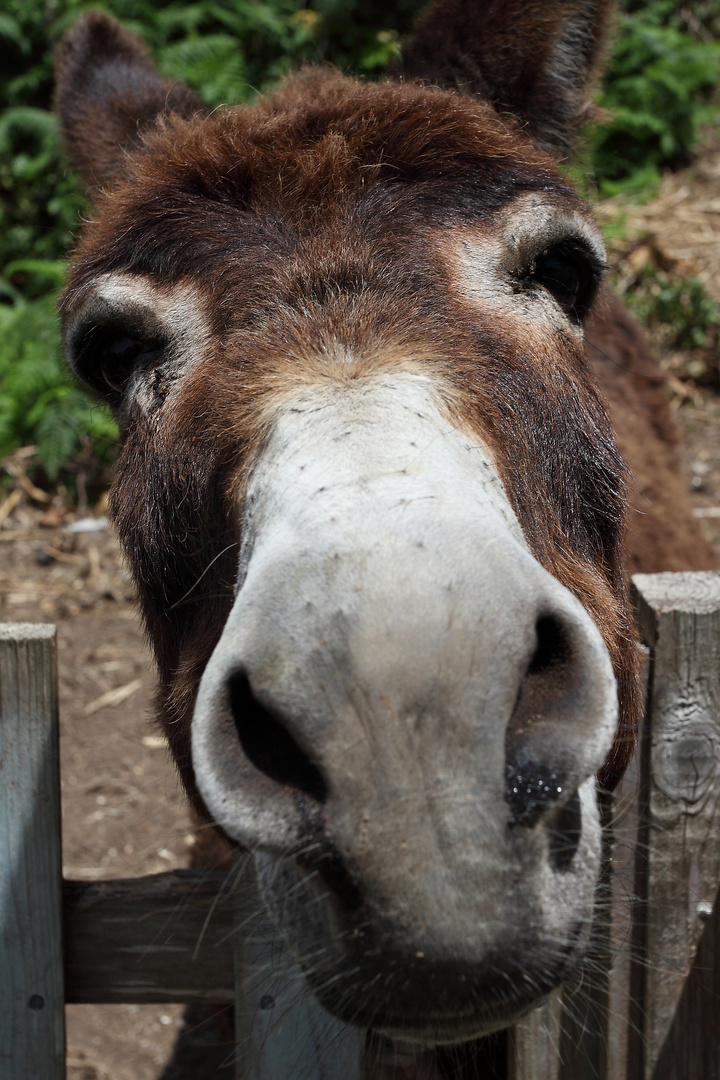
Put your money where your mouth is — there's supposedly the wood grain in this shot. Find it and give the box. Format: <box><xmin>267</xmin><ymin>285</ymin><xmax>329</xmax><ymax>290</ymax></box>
<box><xmin>232</xmin><ymin>854</ymin><xmax>364</xmax><ymax>1080</ymax></box>
<box><xmin>632</xmin><ymin>572</ymin><xmax>720</xmax><ymax>1079</ymax></box>
<box><xmin>607</xmin><ymin>647</ymin><xmax>648</xmax><ymax>1080</ymax></box>
<box><xmin>0</xmin><ymin>623</ymin><xmax>64</xmax><ymax>1080</ymax></box>
<box><xmin>508</xmin><ymin>993</ymin><xmax>562</xmax><ymax>1080</ymax></box>
<box><xmin>63</xmin><ymin>869</ymin><xmax>235</xmax><ymax>1003</ymax></box>
<box><xmin>6</xmin><ymin>574</ymin><xmax>720</xmax><ymax>1079</ymax></box>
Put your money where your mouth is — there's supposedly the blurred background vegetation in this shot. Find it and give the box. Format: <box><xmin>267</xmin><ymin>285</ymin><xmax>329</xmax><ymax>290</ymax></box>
<box><xmin>1</xmin><ymin>0</ymin><xmax>719</xmax><ymax>499</ymax></box>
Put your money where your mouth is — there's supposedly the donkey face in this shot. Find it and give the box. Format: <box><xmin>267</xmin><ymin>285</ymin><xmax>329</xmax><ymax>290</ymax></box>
<box><xmin>56</xmin><ymin>2</ymin><xmax>638</xmax><ymax>1042</ymax></box>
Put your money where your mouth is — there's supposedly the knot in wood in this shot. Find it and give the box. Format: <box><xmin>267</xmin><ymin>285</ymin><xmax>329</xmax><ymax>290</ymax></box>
<box><xmin>652</xmin><ymin>703</ymin><xmax>718</xmax><ymax>810</ymax></box>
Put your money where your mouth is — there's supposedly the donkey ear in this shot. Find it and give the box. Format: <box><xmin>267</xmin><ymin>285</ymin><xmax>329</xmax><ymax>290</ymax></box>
<box><xmin>54</xmin><ymin>11</ymin><xmax>202</xmax><ymax>194</ymax></box>
<box><xmin>398</xmin><ymin>0</ymin><xmax>614</xmax><ymax>159</ymax></box>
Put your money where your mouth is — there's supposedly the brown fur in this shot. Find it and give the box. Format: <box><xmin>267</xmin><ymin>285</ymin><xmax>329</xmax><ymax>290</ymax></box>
<box><xmin>397</xmin><ymin>0</ymin><xmax>615</xmax><ymax>156</ymax></box>
<box><xmin>52</xmin><ymin>6</ymin><xmax>720</xmax><ymax>1069</ymax></box>
<box><xmin>54</xmin><ymin>0</ymin><xmax>713</xmax><ymax>901</ymax></box>
<box><xmin>59</xmin><ymin>67</ymin><xmax>634</xmax><ymax>795</ymax></box>
<box><xmin>587</xmin><ymin>292</ymin><xmax>716</xmax><ymax>573</ymax></box>
<box><xmin>54</xmin><ymin>10</ymin><xmax>200</xmax><ymax>194</ymax></box>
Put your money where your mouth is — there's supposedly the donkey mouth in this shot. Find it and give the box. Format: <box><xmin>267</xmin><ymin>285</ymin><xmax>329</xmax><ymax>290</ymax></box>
<box><xmin>301</xmin><ymin>923</ymin><xmax>585</xmax><ymax>1045</ymax></box>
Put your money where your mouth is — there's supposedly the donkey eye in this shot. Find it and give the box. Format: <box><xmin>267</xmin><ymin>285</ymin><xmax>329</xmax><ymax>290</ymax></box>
<box><xmin>524</xmin><ymin>242</ymin><xmax>598</xmax><ymax>321</ymax></box>
<box><xmin>98</xmin><ymin>336</ymin><xmax>146</xmax><ymax>392</ymax></box>
<box><xmin>74</xmin><ymin>325</ymin><xmax>165</xmax><ymax>398</ymax></box>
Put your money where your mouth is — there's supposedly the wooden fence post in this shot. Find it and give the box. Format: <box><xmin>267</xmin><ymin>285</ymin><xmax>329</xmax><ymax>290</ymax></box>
<box><xmin>510</xmin><ymin>643</ymin><xmax>649</xmax><ymax>1080</ymax></box>
<box><xmin>508</xmin><ymin>992</ymin><xmax>563</xmax><ymax>1080</ymax></box>
<box><xmin>606</xmin><ymin>673</ymin><xmax>644</xmax><ymax>1080</ymax></box>
<box><xmin>0</xmin><ymin>623</ymin><xmax>65</xmax><ymax>1080</ymax></box>
<box><xmin>631</xmin><ymin>571</ymin><xmax>720</xmax><ymax>1080</ymax></box>
<box><xmin>232</xmin><ymin>853</ymin><xmax>365</xmax><ymax>1080</ymax></box>
<box><xmin>3</xmin><ymin>574</ymin><xmax>719</xmax><ymax>1080</ymax></box>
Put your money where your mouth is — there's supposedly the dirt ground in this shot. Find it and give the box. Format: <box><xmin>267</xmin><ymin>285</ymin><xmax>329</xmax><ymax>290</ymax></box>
<box><xmin>1</xmin><ymin>137</ymin><xmax>719</xmax><ymax>1080</ymax></box>
<box><xmin>0</xmin><ymin>514</ymin><xmax>197</xmax><ymax>1079</ymax></box>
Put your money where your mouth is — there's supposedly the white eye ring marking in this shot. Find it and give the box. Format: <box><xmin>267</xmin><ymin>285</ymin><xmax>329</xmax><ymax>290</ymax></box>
<box><xmin>446</xmin><ymin>196</ymin><xmax>606</xmax><ymax>334</ymax></box>
<box><xmin>64</xmin><ymin>272</ymin><xmax>210</xmax><ymax>408</ymax></box>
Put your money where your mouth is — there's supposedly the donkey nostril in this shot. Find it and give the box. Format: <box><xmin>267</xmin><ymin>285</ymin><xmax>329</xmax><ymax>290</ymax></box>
<box><xmin>504</xmin><ymin>761</ymin><xmax>566</xmax><ymax>827</ymax></box>
<box><xmin>548</xmin><ymin>790</ymin><xmax>582</xmax><ymax>872</ymax></box>
<box><xmin>504</xmin><ymin>614</ymin><xmax>577</xmax><ymax>826</ymax></box>
<box><xmin>528</xmin><ymin>614</ymin><xmax>572</xmax><ymax>674</ymax></box>
<box><xmin>228</xmin><ymin>672</ymin><xmax>328</xmax><ymax>803</ymax></box>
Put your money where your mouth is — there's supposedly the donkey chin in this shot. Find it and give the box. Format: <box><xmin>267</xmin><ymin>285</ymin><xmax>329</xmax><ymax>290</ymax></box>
<box><xmin>191</xmin><ymin>376</ymin><xmax>618</xmax><ymax>1043</ymax></box>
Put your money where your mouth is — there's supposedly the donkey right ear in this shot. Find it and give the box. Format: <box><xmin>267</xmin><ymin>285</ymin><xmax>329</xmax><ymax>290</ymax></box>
<box><xmin>54</xmin><ymin>11</ymin><xmax>202</xmax><ymax>195</ymax></box>
<box><xmin>398</xmin><ymin>0</ymin><xmax>614</xmax><ymax>160</ymax></box>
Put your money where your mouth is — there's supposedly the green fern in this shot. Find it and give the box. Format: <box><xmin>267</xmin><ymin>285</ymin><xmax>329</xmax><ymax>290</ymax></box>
<box><xmin>0</xmin><ymin>14</ymin><xmax>29</xmax><ymax>53</ymax></box>
<box><xmin>158</xmin><ymin>34</ymin><xmax>248</xmax><ymax>103</ymax></box>
<box><xmin>0</xmin><ymin>283</ymin><xmax>118</xmax><ymax>482</ymax></box>
<box><xmin>588</xmin><ymin>3</ymin><xmax>720</xmax><ymax>194</ymax></box>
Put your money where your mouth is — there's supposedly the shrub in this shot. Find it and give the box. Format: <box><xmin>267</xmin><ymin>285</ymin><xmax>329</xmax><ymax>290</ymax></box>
<box><xmin>0</xmin><ymin>277</ymin><xmax>117</xmax><ymax>483</ymax></box>
<box><xmin>588</xmin><ymin>0</ymin><xmax>720</xmax><ymax>195</ymax></box>
<box><xmin>1</xmin><ymin>0</ymin><xmax>718</xmax><ymax>489</ymax></box>
<box><xmin>623</xmin><ymin>267</ymin><xmax>720</xmax><ymax>387</ymax></box>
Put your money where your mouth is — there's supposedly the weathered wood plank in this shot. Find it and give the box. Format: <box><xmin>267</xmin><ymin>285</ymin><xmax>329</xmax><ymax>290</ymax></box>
<box><xmin>508</xmin><ymin>992</ymin><xmax>562</xmax><ymax>1080</ymax></box>
<box><xmin>607</xmin><ymin>738</ymin><xmax>640</xmax><ymax>1080</ymax></box>
<box><xmin>606</xmin><ymin>645</ymin><xmax>649</xmax><ymax>1080</ymax></box>
<box><xmin>7</xmin><ymin>574</ymin><xmax>715</xmax><ymax>1079</ymax></box>
<box><xmin>557</xmin><ymin>808</ymin><xmax>612</xmax><ymax>1080</ymax></box>
<box><xmin>0</xmin><ymin>623</ymin><xmax>65</xmax><ymax>1080</ymax></box>
<box><xmin>557</xmin><ymin>938</ymin><xmax>610</xmax><ymax>1080</ymax></box>
<box><xmin>511</xmin><ymin>764</ymin><xmax>637</xmax><ymax>1080</ymax></box>
<box><xmin>63</xmin><ymin>869</ymin><xmax>234</xmax><ymax>1003</ymax></box>
<box><xmin>650</xmin><ymin>885</ymin><xmax>720</xmax><ymax>1080</ymax></box>
<box><xmin>232</xmin><ymin>854</ymin><xmax>364</xmax><ymax>1080</ymax></box>
<box><xmin>631</xmin><ymin>572</ymin><xmax>720</xmax><ymax>1080</ymax></box>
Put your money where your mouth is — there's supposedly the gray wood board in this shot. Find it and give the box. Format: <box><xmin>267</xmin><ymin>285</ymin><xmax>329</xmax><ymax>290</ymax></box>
<box><xmin>632</xmin><ymin>572</ymin><xmax>720</xmax><ymax>1079</ymax></box>
<box><xmin>233</xmin><ymin>855</ymin><xmax>364</xmax><ymax>1080</ymax></box>
<box><xmin>64</xmin><ymin>869</ymin><xmax>234</xmax><ymax>1003</ymax></box>
<box><xmin>508</xmin><ymin>993</ymin><xmax>562</xmax><ymax>1080</ymax></box>
<box><xmin>0</xmin><ymin>623</ymin><xmax>65</xmax><ymax>1079</ymax></box>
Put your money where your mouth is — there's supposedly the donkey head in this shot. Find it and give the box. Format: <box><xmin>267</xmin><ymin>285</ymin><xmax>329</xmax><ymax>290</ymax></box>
<box><xmin>56</xmin><ymin>0</ymin><xmax>638</xmax><ymax>1043</ymax></box>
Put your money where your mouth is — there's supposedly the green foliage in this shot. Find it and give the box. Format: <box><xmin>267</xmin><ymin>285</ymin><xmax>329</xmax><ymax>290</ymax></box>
<box><xmin>0</xmin><ymin>0</ymin><xmax>425</xmax><ymax>284</ymax></box>
<box><xmin>625</xmin><ymin>267</ymin><xmax>720</xmax><ymax>354</ymax></box>
<box><xmin>0</xmin><ymin>0</ymin><xmax>424</xmax><ymax>489</ymax></box>
<box><xmin>588</xmin><ymin>0</ymin><xmax>720</xmax><ymax>195</ymax></box>
<box><xmin>0</xmin><ymin>279</ymin><xmax>117</xmax><ymax>482</ymax></box>
<box><xmin>1</xmin><ymin>0</ymin><xmax>718</xmax><ymax>489</ymax></box>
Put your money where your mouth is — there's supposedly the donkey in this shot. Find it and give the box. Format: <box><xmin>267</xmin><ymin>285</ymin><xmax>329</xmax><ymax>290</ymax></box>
<box><xmin>54</xmin><ymin>0</ymin><xmax>714</xmax><ymax>1064</ymax></box>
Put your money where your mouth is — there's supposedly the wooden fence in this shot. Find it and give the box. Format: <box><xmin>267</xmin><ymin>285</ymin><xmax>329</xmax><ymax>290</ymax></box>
<box><xmin>2</xmin><ymin>571</ymin><xmax>720</xmax><ymax>1079</ymax></box>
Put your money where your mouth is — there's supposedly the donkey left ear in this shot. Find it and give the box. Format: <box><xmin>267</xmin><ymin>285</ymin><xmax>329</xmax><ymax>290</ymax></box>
<box><xmin>397</xmin><ymin>0</ymin><xmax>614</xmax><ymax>159</ymax></box>
<box><xmin>55</xmin><ymin>10</ymin><xmax>202</xmax><ymax>195</ymax></box>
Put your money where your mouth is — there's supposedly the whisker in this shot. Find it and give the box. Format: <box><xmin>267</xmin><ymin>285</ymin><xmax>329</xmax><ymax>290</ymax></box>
<box><xmin>167</xmin><ymin>541</ymin><xmax>239</xmax><ymax>611</ymax></box>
